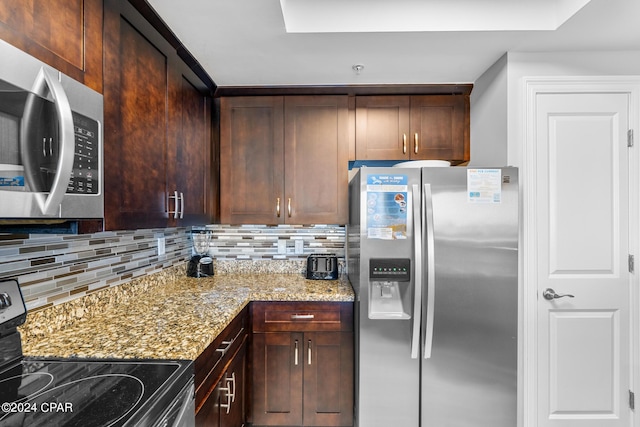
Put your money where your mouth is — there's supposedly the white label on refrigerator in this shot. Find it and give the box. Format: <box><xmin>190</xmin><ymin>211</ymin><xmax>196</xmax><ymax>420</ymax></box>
<box><xmin>467</xmin><ymin>169</ymin><xmax>502</xmax><ymax>204</ymax></box>
<box><xmin>366</xmin><ymin>174</ymin><xmax>408</xmax><ymax>239</ymax></box>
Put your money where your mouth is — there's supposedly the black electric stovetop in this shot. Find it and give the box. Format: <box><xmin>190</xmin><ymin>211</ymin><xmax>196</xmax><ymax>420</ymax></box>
<box><xmin>0</xmin><ymin>354</ymin><xmax>192</xmax><ymax>427</ymax></box>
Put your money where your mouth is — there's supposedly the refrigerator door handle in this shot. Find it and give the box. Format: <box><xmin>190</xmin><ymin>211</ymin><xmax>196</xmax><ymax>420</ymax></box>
<box><xmin>423</xmin><ymin>183</ymin><xmax>436</xmax><ymax>359</ymax></box>
<box><xmin>410</xmin><ymin>184</ymin><xmax>422</xmax><ymax>359</ymax></box>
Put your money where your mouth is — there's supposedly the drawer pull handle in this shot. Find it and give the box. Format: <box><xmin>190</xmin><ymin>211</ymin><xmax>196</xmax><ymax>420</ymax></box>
<box><xmin>291</xmin><ymin>314</ymin><xmax>315</xmax><ymax>320</ymax></box>
<box><xmin>294</xmin><ymin>340</ymin><xmax>299</xmax><ymax>365</ymax></box>
<box><xmin>216</xmin><ymin>340</ymin><xmax>233</xmax><ymax>355</ymax></box>
<box><xmin>308</xmin><ymin>340</ymin><xmax>312</xmax><ymax>365</ymax></box>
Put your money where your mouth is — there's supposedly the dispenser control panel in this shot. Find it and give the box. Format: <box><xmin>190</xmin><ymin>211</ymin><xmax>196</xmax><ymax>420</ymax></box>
<box><xmin>369</xmin><ymin>258</ymin><xmax>411</xmax><ymax>281</ymax></box>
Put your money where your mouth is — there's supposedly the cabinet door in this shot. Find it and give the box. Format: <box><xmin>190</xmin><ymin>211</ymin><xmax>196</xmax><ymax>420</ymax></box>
<box><xmin>196</xmin><ymin>382</ymin><xmax>222</xmax><ymax>427</ymax></box>
<box><xmin>252</xmin><ymin>332</ymin><xmax>304</xmax><ymax>426</ymax></box>
<box><xmin>220</xmin><ymin>96</ymin><xmax>285</xmax><ymax>224</ymax></box>
<box><xmin>0</xmin><ymin>0</ymin><xmax>103</xmax><ymax>92</ymax></box>
<box><xmin>103</xmin><ymin>0</ymin><xmax>171</xmax><ymax>230</ymax></box>
<box><xmin>221</xmin><ymin>338</ymin><xmax>247</xmax><ymax>427</ymax></box>
<box><xmin>355</xmin><ymin>96</ymin><xmax>411</xmax><ymax>160</ymax></box>
<box><xmin>410</xmin><ymin>95</ymin><xmax>468</xmax><ymax>162</ymax></box>
<box><xmin>103</xmin><ymin>0</ymin><xmax>213</xmax><ymax>230</ymax></box>
<box><xmin>303</xmin><ymin>332</ymin><xmax>354</xmax><ymax>427</ymax></box>
<box><xmin>284</xmin><ymin>96</ymin><xmax>349</xmax><ymax>224</ymax></box>
<box><xmin>172</xmin><ymin>75</ymin><xmax>213</xmax><ymax>225</ymax></box>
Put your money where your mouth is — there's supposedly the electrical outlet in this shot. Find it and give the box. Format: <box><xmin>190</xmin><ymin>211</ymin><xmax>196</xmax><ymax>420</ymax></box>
<box><xmin>294</xmin><ymin>239</ymin><xmax>304</xmax><ymax>254</ymax></box>
<box><xmin>157</xmin><ymin>237</ymin><xmax>166</xmax><ymax>255</ymax></box>
<box><xmin>277</xmin><ymin>239</ymin><xmax>287</xmax><ymax>254</ymax></box>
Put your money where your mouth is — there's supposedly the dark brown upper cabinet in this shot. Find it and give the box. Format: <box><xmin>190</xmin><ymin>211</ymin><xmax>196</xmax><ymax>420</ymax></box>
<box><xmin>103</xmin><ymin>0</ymin><xmax>213</xmax><ymax>230</ymax></box>
<box><xmin>355</xmin><ymin>95</ymin><xmax>469</xmax><ymax>164</ymax></box>
<box><xmin>220</xmin><ymin>95</ymin><xmax>349</xmax><ymax>225</ymax></box>
<box><xmin>0</xmin><ymin>0</ymin><xmax>103</xmax><ymax>93</ymax></box>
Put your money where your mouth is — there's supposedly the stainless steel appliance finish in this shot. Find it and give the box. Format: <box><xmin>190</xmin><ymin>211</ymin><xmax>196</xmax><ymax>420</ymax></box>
<box><xmin>155</xmin><ymin>379</ymin><xmax>195</xmax><ymax>427</ymax></box>
<box><xmin>348</xmin><ymin>166</ymin><xmax>518</xmax><ymax>427</ymax></box>
<box><xmin>0</xmin><ymin>39</ymin><xmax>103</xmax><ymax>218</ymax></box>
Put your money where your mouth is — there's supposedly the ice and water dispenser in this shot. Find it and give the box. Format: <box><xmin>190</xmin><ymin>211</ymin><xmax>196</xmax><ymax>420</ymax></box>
<box><xmin>368</xmin><ymin>258</ymin><xmax>412</xmax><ymax>319</ymax></box>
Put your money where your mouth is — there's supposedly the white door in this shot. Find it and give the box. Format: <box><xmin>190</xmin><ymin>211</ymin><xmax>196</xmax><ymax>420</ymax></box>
<box><xmin>534</xmin><ymin>91</ymin><xmax>632</xmax><ymax>426</ymax></box>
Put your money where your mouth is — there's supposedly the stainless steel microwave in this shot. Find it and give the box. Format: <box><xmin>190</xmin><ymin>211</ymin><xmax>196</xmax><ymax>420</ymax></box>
<box><xmin>0</xmin><ymin>39</ymin><xmax>103</xmax><ymax>219</ymax></box>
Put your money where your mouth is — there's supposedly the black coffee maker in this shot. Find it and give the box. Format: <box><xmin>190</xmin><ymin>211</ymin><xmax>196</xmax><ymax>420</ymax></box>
<box><xmin>187</xmin><ymin>230</ymin><xmax>214</xmax><ymax>278</ymax></box>
<box><xmin>187</xmin><ymin>255</ymin><xmax>214</xmax><ymax>277</ymax></box>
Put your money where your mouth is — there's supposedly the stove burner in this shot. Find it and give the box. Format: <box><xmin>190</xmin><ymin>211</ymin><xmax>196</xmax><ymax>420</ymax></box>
<box><xmin>0</xmin><ymin>374</ymin><xmax>144</xmax><ymax>427</ymax></box>
<box><xmin>0</xmin><ymin>372</ymin><xmax>54</xmax><ymax>402</ymax></box>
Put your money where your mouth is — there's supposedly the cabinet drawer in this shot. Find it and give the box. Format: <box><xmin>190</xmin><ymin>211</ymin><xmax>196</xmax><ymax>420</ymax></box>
<box><xmin>252</xmin><ymin>301</ymin><xmax>353</xmax><ymax>333</ymax></box>
<box><xmin>195</xmin><ymin>305</ymin><xmax>249</xmax><ymax>411</ymax></box>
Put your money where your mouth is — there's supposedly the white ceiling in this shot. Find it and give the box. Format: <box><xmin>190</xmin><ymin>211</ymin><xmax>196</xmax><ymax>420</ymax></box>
<box><xmin>147</xmin><ymin>0</ymin><xmax>640</xmax><ymax>87</ymax></box>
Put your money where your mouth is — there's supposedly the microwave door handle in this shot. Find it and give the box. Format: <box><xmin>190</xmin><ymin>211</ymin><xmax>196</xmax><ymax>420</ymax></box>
<box><xmin>410</xmin><ymin>184</ymin><xmax>422</xmax><ymax>359</ymax></box>
<box><xmin>31</xmin><ymin>67</ymin><xmax>75</xmax><ymax>216</ymax></box>
<box><xmin>423</xmin><ymin>183</ymin><xmax>436</xmax><ymax>359</ymax></box>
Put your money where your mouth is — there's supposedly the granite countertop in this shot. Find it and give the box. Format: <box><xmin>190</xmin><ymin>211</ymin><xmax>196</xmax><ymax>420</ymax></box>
<box><xmin>19</xmin><ymin>263</ymin><xmax>354</xmax><ymax>361</ymax></box>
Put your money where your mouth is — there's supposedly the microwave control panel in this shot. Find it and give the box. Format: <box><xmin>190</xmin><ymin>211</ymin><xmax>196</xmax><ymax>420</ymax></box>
<box><xmin>68</xmin><ymin>112</ymin><xmax>99</xmax><ymax>194</ymax></box>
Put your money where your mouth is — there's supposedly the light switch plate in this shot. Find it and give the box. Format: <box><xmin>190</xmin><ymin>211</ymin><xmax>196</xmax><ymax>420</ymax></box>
<box><xmin>158</xmin><ymin>237</ymin><xmax>166</xmax><ymax>255</ymax></box>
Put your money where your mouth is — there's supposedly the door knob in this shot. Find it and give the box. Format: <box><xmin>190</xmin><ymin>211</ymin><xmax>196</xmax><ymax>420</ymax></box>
<box><xmin>543</xmin><ymin>288</ymin><xmax>575</xmax><ymax>300</ymax></box>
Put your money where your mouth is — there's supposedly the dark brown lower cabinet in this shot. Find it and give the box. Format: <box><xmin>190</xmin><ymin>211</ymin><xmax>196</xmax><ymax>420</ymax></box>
<box><xmin>252</xmin><ymin>332</ymin><xmax>302</xmax><ymax>426</ymax></box>
<box><xmin>303</xmin><ymin>332</ymin><xmax>353</xmax><ymax>427</ymax></box>
<box><xmin>196</xmin><ymin>306</ymin><xmax>249</xmax><ymax>427</ymax></box>
<box><xmin>197</xmin><ymin>339</ymin><xmax>247</xmax><ymax>427</ymax></box>
<box><xmin>251</xmin><ymin>302</ymin><xmax>354</xmax><ymax>427</ymax></box>
<box><xmin>197</xmin><ymin>371</ymin><xmax>223</xmax><ymax>427</ymax></box>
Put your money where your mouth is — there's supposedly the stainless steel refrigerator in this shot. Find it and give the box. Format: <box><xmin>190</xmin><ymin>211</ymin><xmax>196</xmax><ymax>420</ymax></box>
<box><xmin>347</xmin><ymin>166</ymin><xmax>518</xmax><ymax>427</ymax></box>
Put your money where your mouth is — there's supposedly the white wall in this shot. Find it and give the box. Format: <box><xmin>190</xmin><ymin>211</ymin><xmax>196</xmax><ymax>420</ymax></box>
<box><xmin>469</xmin><ymin>53</ymin><xmax>509</xmax><ymax>167</ymax></box>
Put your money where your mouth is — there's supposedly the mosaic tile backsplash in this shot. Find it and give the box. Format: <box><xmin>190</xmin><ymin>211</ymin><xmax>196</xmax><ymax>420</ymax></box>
<box><xmin>0</xmin><ymin>228</ymin><xmax>191</xmax><ymax>312</ymax></box>
<box><xmin>0</xmin><ymin>224</ymin><xmax>345</xmax><ymax>312</ymax></box>
<box><xmin>197</xmin><ymin>224</ymin><xmax>345</xmax><ymax>260</ymax></box>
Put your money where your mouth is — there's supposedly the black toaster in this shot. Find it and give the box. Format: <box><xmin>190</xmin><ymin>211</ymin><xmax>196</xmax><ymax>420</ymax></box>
<box><xmin>306</xmin><ymin>254</ymin><xmax>339</xmax><ymax>280</ymax></box>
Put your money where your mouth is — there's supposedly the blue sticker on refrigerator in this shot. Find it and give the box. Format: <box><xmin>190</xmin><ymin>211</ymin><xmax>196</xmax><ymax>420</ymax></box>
<box><xmin>366</xmin><ymin>174</ymin><xmax>408</xmax><ymax>240</ymax></box>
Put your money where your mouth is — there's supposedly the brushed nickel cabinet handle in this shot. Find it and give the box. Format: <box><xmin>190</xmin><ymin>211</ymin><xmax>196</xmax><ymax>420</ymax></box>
<box><xmin>307</xmin><ymin>340</ymin><xmax>312</xmax><ymax>365</ymax></box>
<box><xmin>288</xmin><ymin>198</ymin><xmax>292</xmax><ymax>217</ymax></box>
<box><xmin>228</xmin><ymin>372</ymin><xmax>236</xmax><ymax>402</ymax></box>
<box><xmin>168</xmin><ymin>191</ymin><xmax>179</xmax><ymax>219</ymax></box>
<box><xmin>220</xmin><ymin>376</ymin><xmax>233</xmax><ymax>414</ymax></box>
<box><xmin>294</xmin><ymin>339</ymin><xmax>299</xmax><ymax>365</ymax></box>
<box><xmin>220</xmin><ymin>395</ymin><xmax>230</xmax><ymax>414</ymax></box>
<box><xmin>215</xmin><ymin>340</ymin><xmax>234</xmax><ymax>355</ymax></box>
<box><xmin>276</xmin><ymin>197</ymin><xmax>281</xmax><ymax>217</ymax></box>
<box><xmin>291</xmin><ymin>314</ymin><xmax>314</xmax><ymax>320</ymax></box>
<box><xmin>414</xmin><ymin>132</ymin><xmax>419</xmax><ymax>154</ymax></box>
<box><xmin>403</xmin><ymin>133</ymin><xmax>407</xmax><ymax>154</ymax></box>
